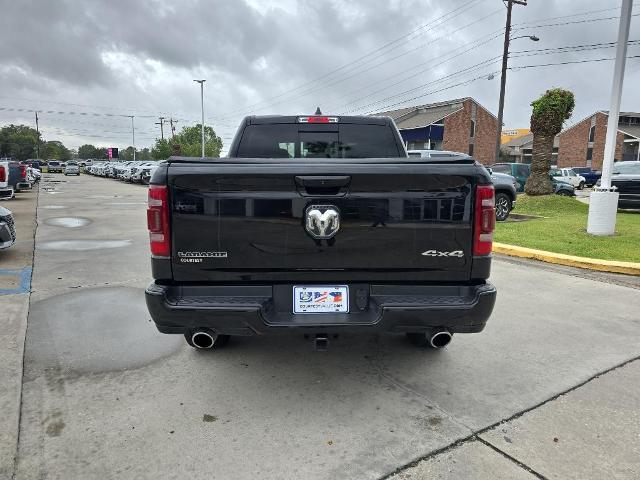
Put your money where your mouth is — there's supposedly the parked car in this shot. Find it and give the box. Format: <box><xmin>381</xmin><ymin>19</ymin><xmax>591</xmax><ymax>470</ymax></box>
<box><xmin>608</xmin><ymin>161</ymin><xmax>640</xmax><ymax>209</ymax></box>
<box><xmin>550</xmin><ymin>167</ymin><xmax>586</xmax><ymax>190</ymax></box>
<box><xmin>146</xmin><ymin>114</ymin><xmax>497</xmax><ymax>351</ymax></box>
<box><xmin>0</xmin><ymin>205</ymin><xmax>16</xmax><ymax>249</ymax></box>
<box><xmin>488</xmin><ymin>170</ymin><xmax>518</xmax><ymax>221</ymax></box>
<box><xmin>131</xmin><ymin>162</ymin><xmax>157</xmax><ymax>183</ymax></box>
<box><xmin>0</xmin><ymin>159</ymin><xmax>15</xmax><ymax>200</ymax></box>
<box><xmin>47</xmin><ymin>161</ymin><xmax>63</xmax><ymax>173</ymax></box>
<box><xmin>7</xmin><ymin>161</ymin><xmax>31</xmax><ymax>192</ymax></box>
<box><xmin>489</xmin><ymin>163</ymin><xmax>531</xmax><ymax>192</ymax></box>
<box><xmin>27</xmin><ymin>167</ymin><xmax>41</xmax><ymax>183</ymax></box>
<box><xmin>571</xmin><ymin>167</ymin><xmax>601</xmax><ymax>187</ymax></box>
<box><xmin>64</xmin><ymin>161</ymin><xmax>80</xmax><ymax>176</ymax></box>
<box><xmin>552</xmin><ymin>177</ymin><xmax>575</xmax><ymax>196</ymax></box>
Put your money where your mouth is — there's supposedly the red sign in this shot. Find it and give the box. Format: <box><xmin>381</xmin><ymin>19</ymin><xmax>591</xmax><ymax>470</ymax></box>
<box><xmin>107</xmin><ymin>148</ymin><xmax>113</xmax><ymax>159</ymax></box>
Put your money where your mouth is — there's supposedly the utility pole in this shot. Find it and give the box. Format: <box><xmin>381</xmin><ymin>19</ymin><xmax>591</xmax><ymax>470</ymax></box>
<box><xmin>128</xmin><ymin>115</ymin><xmax>136</xmax><ymax>161</ymax></box>
<box><xmin>494</xmin><ymin>0</ymin><xmax>528</xmax><ymax>163</ymax></box>
<box><xmin>169</xmin><ymin>118</ymin><xmax>178</xmax><ymax>138</ymax></box>
<box><xmin>194</xmin><ymin>79</ymin><xmax>206</xmax><ymax>158</ymax></box>
<box><xmin>587</xmin><ymin>0</ymin><xmax>633</xmax><ymax>235</ymax></box>
<box><xmin>35</xmin><ymin>111</ymin><xmax>40</xmax><ymax>159</ymax></box>
<box><xmin>155</xmin><ymin>116</ymin><xmax>165</xmax><ymax>140</ymax></box>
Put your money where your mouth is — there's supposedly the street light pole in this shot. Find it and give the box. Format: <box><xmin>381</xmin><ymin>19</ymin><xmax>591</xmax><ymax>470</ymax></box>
<box><xmin>128</xmin><ymin>115</ymin><xmax>136</xmax><ymax>161</ymax></box>
<box><xmin>194</xmin><ymin>79</ymin><xmax>206</xmax><ymax>158</ymax></box>
<box><xmin>494</xmin><ymin>0</ymin><xmax>529</xmax><ymax>163</ymax></box>
<box><xmin>587</xmin><ymin>0</ymin><xmax>633</xmax><ymax>235</ymax></box>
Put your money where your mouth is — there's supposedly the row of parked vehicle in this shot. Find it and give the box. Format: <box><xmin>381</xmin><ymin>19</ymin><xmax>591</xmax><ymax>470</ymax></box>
<box><xmin>0</xmin><ymin>158</ymin><xmax>42</xmax><ymax>250</ymax></box>
<box><xmin>0</xmin><ymin>158</ymin><xmax>41</xmax><ymax>201</ymax></box>
<box><xmin>85</xmin><ymin>160</ymin><xmax>160</xmax><ymax>184</ymax></box>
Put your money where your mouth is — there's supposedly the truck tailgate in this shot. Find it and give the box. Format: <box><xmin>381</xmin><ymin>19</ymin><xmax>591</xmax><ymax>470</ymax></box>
<box><xmin>168</xmin><ymin>161</ymin><xmax>480</xmax><ymax>283</ymax></box>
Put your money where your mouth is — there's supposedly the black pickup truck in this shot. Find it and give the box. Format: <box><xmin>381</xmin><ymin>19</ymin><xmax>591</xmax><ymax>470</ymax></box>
<box><xmin>145</xmin><ymin>115</ymin><xmax>497</xmax><ymax>350</ymax></box>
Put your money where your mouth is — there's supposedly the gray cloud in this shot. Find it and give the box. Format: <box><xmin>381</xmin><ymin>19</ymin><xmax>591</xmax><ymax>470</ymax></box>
<box><xmin>0</xmin><ymin>0</ymin><xmax>638</xmax><ymax>151</ymax></box>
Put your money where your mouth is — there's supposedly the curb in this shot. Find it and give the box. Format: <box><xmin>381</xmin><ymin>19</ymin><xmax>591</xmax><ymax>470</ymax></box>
<box><xmin>493</xmin><ymin>242</ymin><xmax>640</xmax><ymax>276</ymax></box>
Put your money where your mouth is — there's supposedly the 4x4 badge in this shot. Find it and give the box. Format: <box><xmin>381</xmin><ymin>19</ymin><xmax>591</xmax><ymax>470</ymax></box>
<box><xmin>421</xmin><ymin>250</ymin><xmax>464</xmax><ymax>257</ymax></box>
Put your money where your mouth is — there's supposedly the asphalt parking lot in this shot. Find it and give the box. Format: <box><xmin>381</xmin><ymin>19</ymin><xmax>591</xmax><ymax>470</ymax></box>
<box><xmin>2</xmin><ymin>173</ymin><xmax>639</xmax><ymax>479</ymax></box>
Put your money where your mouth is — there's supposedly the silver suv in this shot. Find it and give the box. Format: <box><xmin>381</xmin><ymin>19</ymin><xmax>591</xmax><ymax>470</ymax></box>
<box><xmin>64</xmin><ymin>161</ymin><xmax>80</xmax><ymax>176</ymax></box>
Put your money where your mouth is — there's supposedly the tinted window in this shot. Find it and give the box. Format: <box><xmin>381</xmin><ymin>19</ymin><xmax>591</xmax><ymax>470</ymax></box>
<box><xmin>612</xmin><ymin>162</ymin><xmax>640</xmax><ymax>174</ymax></box>
<box><xmin>236</xmin><ymin>124</ymin><xmax>401</xmax><ymax>158</ymax></box>
<box><xmin>491</xmin><ymin>164</ymin><xmax>511</xmax><ymax>174</ymax></box>
<box><xmin>408</xmin><ymin>152</ymin><xmax>422</xmax><ymax>158</ymax></box>
<box><xmin>550</xmin><ymin>169</ymin><xmax>561</xmax><ymax>176</ymax></box>
<box><xmin>49</xmin><ymin>161</ymin><xmax>60</xmax><ymax>165</ymax></box>
<box><xmin>514</xmin><ymin>164</ymin><xmax>530</xmax><ymax>177</ymax></box>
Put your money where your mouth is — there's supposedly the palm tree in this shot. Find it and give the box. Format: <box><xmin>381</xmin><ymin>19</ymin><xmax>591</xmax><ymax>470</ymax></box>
<box><xmin>525</xmin><ymin>88</ymin><xmax>575</xmax><ymax>195</ymax></box>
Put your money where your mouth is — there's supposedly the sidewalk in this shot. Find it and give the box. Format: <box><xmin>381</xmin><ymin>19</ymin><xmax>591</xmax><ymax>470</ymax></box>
<box><xmin>0</xmin><ymin>188</ymin><xmax>38</xmax><ymax>479</ymax></box>
<box><xmin>390</xmin><ymin>358</ymin><xmax>640</xmax><ymax>479</ymax></box>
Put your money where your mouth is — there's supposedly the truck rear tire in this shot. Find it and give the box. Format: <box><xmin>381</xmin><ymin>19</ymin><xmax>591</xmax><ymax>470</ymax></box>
<box><xmin>495</xmin><ymin>192</ymin><xmax>512</xmax><ymax>221</ymax></box>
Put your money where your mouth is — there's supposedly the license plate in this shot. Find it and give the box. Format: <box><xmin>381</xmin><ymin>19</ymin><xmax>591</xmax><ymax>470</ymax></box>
<box><xmin>293</xmin><ymin>285</ymin><xmax>349</xmax><ymax>314</ymax></box>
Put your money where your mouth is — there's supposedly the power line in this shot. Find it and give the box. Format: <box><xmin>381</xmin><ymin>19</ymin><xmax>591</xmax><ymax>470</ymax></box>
<box><xmin>330</xmin><ymin>32</ymin><xmax>504</xmax><ymax>113</ymax></box>
<box><xmin>513</xmin><ymin>13</ymin><xmax>640</xmax><ymax>30</ymax></box>
<box><xmin>213</xmin><ymin>0</ymin><xmax>487</xmax><ymax>119</ymax></box>
<box><xmin>509</xmin><ymin>54</ymin><xmax>640</xmax><ymax>70</ymax></box>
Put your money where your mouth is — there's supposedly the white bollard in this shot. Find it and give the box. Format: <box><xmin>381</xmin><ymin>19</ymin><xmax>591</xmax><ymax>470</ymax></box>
<box><xmin>587</xmin><ymin>189</ymin><xmax>619</xmax><ymax>236</ymax></box>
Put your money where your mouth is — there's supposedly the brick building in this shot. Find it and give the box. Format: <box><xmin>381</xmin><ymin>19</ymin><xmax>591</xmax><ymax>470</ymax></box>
<box><xmin>502</xmin><ymin>133</ymin><xmax>559</xmax><ymax>164</ymax></box>
<box><xmin>557</xmin><ymin>111</ymin><xmax>640</xmax><ymax>169</ymax></box>
<box><xmin>373</xmin><ymin>98</ymin><xmax>499</xmax><ymax>165</ymax></box>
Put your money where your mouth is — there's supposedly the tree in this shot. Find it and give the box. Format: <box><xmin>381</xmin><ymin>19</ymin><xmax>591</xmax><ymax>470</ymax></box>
<box><xmin>40</xmin><ymin>140</ymin><xmax>71</xmax><ymax>160</ymax></box>
<box><xmin>525</xmin><ymin>89</ymin><xmax>575</xmax><ymax>196</ymax></box>
<box><xmin>151</xmin><ymin>138</ymin><xmax>173</xmax><ymax>160</ymax></box>
<box><xmin>151</xmin><ymin>124</ymin><xmax>222</xmax><ymax>160</ymax></box>
<box><xmin>78</xmin><ymin>144</ymin><xmax>99</xmax><ymax>159</ymax></box>
<box><xmin>0</xmin><ymin>124</ymin><xmax>41</xmax><ymax>160</ymax></box>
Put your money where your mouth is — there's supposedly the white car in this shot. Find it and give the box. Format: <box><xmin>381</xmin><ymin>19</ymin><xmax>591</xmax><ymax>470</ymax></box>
<box><xmin>27</xmin><ymin>167</ymin><xmax>41</xmax><ymax>183</ymax></box>
<box><xmin>551</xmin><ymin>167</ymin><xmax>586</xmax><ymax>190</ymax></box>
<box><xmin>0</xmin><ymin>160</ymin><xmax>15</xmax><ymax>200</ymax></box>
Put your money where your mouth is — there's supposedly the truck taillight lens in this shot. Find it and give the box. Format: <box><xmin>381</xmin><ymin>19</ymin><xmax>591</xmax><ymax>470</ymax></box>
<box><xmin>20</xmin><ymin>164</ymin><xmax>27</xmax><ymax>179</ymax></box>
<box><xmin>147</xmin><ymin>185</ymin><xmax>170</xmax><ymax>258</ymax></box>
<box><xmin>0</xmin><ymin>166</ymin><xmax>5</xmax><ymax>182</ymax></box>
<box><xmin>473</xmin><ymin>185</ymin><xmax>495</xmax><ymax>256</ymax></box>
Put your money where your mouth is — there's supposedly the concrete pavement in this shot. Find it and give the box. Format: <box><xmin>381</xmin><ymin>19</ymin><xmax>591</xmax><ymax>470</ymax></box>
<box><xmin>5</xmin><ymin>173</ymin><xmax>640</xmax><ymax>479</ymax></box>
<box><xmin>0</xmin><ymin>187</ymin><xmax>37</xmax><ymax>480</ymax></box>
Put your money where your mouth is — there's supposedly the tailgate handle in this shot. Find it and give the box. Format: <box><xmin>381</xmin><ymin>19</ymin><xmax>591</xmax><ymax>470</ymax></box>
<box><xmin>295</xmin><ymin>176</ymin><xmax>351</xmax><ymax>196</ymax></box>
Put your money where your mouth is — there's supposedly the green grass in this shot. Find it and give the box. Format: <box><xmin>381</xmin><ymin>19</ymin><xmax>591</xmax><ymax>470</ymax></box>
<box><xmin>495</xmin><ymin>195</ymin><xmax>640</xmax><ymax>262</ymax></box>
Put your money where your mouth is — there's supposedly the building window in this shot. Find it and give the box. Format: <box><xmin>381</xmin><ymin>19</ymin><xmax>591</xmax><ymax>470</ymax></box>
<box><xmin>470</xmin><ymin>120</ymin><xmax>476</xmax><ymax>138</ymax></box>
<box><xmin>468</xmin><ymin>143</ymin><xmax>474</xmax><ymax>156</ymax></box>
<box><xmin>586</xmin><ymin>147</ymin><xmax>593</xmax><ymax>161</ymax></box>
<box><xmin>588</xmin><ymin>125</ymin><xmax>595</xmax><ymax>142</ymax></box>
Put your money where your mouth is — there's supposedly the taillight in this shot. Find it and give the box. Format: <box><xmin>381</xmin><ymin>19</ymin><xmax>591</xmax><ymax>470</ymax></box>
<box><xmin>20</xmin><ymin>164</ymin><xmax>27</xmax><ymax>179</ymax></box>
<box><xmin>473</xmin><ymin>185</ymin><xmax>495</xmax><ymax>256</ymax></box>
<box><xmin>0</xmin><ymin>166</ymin><xmax>5</xmax><ymax>183</ymax></box>
<box><xmin>147</xmin><ymin>185</ymin><xmax>170</xmax><ymax>257</ymax></box>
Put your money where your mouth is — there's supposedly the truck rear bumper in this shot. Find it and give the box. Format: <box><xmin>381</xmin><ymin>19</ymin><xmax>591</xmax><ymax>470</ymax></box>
<box><xmin>145</xmin><ymin>282</ymin><xmax>496</xmax><ymax>336</ymax></box>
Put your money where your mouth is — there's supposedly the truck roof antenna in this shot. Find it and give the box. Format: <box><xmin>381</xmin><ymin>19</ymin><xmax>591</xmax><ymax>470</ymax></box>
<box><xmin>315</xmin><ymin>107</ymin><xmax>322</xmax><ymax>115</ymax></box>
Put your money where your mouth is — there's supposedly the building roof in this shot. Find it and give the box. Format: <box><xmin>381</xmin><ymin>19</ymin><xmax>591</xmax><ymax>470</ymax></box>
<box><xmin>502</xmin><ymin>132</ymin><xmax>559</xmax><ymax>149</ymax></box>
<box><xmin>618</xmin><ymin>124</ymin><xmax>640</xmax><ymax>139</ymax></box>
<box><xmin>373</xmin><ymin>97</ymin><xmax>496</xmax><ymax>130</ymax></box>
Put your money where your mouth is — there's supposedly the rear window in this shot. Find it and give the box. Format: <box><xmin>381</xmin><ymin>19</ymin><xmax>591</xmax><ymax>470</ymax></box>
<box><xmin>49</xmin><ymin>161</ymin><xmax>60</xmax><ymax>166</ymax></box>
<box><xmin>236</xmin><ymin>124</ymin><xmax>402</xmax><ymax>158</ymax></box>
<box><xmin>67</xmin><ymin>161</ymin><xmax>78</xmax><ymax>166</ymax></box>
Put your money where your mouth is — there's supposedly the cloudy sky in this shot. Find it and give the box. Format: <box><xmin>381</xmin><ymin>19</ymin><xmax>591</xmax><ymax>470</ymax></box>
<box><xmin>1</xmin><ymin>0</ymin><xmax>639</xmax><ymax>154</ymax></box>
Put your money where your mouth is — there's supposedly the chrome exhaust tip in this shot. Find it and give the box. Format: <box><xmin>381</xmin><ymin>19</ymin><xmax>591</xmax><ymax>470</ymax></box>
<box><xmin>191</xmin><ymin>331</ymin><xmax>215</xmax><ymax>349</ymax></box>
<box><xmin>429</xmin><ymin>331</ymin><xmax>452</xmax><ymax>349</ymax></box>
